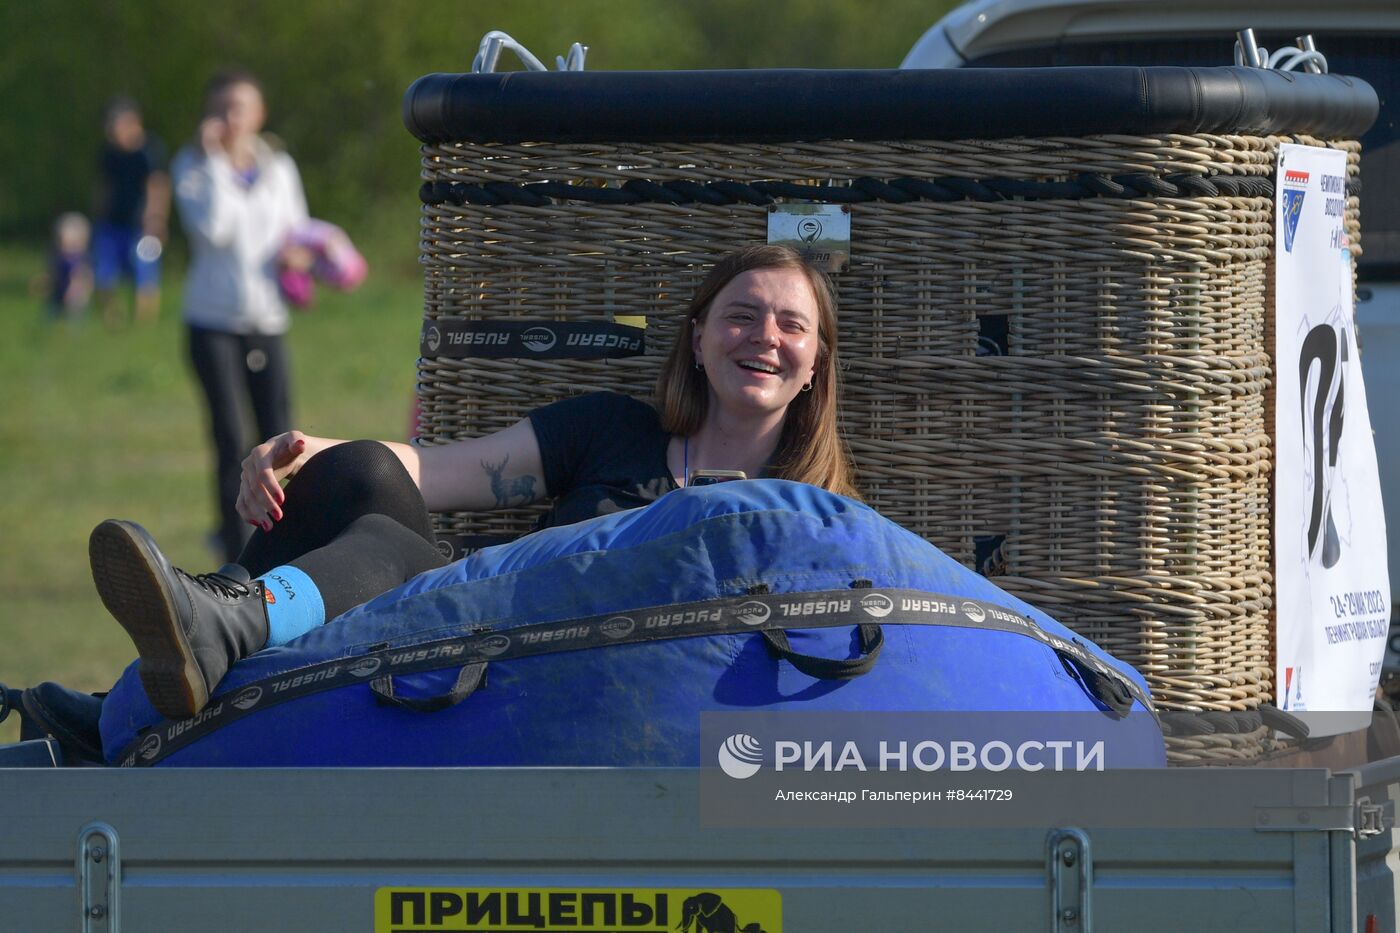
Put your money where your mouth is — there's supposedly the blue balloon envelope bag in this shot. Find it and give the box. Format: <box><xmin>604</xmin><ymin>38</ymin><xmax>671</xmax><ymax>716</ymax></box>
<box><xmin>101</xmin><ymin>481</ymin><xmax>1164</xmax><ymax>767</ymax></box>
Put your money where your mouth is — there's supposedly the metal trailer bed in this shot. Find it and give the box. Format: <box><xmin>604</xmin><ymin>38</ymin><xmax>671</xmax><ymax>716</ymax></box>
<box><xmin>2</xmin><ymin>759</ymin><xmax>1399</xmax><ymax>932</ymax></box>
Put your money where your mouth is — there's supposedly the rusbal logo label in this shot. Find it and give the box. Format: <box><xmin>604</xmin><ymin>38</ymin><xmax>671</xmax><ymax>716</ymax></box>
<box><xmin>960</xmin><ymin>600</ymin><xmax>986</xmax><ymax>623</ymax></box>
<box><xmin>600</xmin><ymin>616</ymin><xmax>635</xmax><ymax>639</ymax></box>
<box><xmin>521</xmin><ymin>327</ymin><xmax>556</xmax><ymax>353</ymax></box>
<box><xmin>566</xmin><ymin>332</ymin><xmax>643</xmax><ymax>353</ymax></box>
<box><xmin>717</xmin><ymin>733</ymin><xmax>764</xmax><ymax>779</ymax></box>
<box><xmin>479</xmin><ymin>634</ymin><xmax>512</xmax><ymax>657</ymax></box>
<box><xmin>425</xmin><ymin>326</ymin><xmax>442</xmax><ymax>353</ymax></box>
<box><xmin>231</xmin><ymin>686</ymin><xmax>263</xmax><ymax>710</ymax></box>
<box><xmin>139</xmin><ymin>732</ymin><xmax>162</xmax><ymax>760</ymax></box>
<box><xmin>735</xmin><ymin>601</ymin><xmax>771</xmax><ymax>626</ymax></box>
<box><xmin>859</xmin><ymin>593</ymin><xmax>894</xmax><ymax>618</ymax></box>
<box><xmin>349</xmin><ymin>657</ymin><xmax>383</xmax><ymax>678</ymax></box>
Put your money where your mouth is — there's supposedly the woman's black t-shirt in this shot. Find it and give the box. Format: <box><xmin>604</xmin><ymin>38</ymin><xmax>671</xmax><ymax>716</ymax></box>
<box><xmin>528</xmin><ymin>392</ymin><xmax>679</xmax><ymax>530</ymax></box>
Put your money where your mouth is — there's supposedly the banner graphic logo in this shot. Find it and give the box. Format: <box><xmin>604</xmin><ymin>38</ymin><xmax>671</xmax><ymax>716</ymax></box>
<box><xmin>1281</xmin><ymin>169</ymin><xmax>1310</xmax><ymax>253</ymax></box>
<box><xmin>1299</xmin><ymin>323</ymin><xmax>1348</xmax><ymax>567</ymax></box>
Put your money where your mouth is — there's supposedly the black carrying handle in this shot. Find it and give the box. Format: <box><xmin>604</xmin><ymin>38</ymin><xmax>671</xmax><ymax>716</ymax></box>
<box><xmin>763</xmin><ymin>624</ymin><xmax>884</xmax><ymax>681</ymax></box>
<box><xmin>369</xmin><ymin>662</ymin><xmax>487</xmax><ymax>713</ymax></box>
<box><xmin>1056</xmin><ymin>649</ymin><xmax>1135</xmax><ymax>718</ymax></box>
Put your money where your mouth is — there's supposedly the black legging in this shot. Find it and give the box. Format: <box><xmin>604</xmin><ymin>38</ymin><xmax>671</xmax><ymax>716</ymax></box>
<box><xmin>235</xmin><ymin>440</ymin><xmax>448</xmax><ymax>621</ymax></box>
<box><xmin>188</xmin><ymin>325</ymin><xmax>293</xmax><ymax>562</ymax></box>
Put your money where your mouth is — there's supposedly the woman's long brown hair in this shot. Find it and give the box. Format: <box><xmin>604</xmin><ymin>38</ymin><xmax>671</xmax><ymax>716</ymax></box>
<box><xmin>655</xmin><ymin>245</ymin><xmax>860</xmax><ymax>499</ymax></box>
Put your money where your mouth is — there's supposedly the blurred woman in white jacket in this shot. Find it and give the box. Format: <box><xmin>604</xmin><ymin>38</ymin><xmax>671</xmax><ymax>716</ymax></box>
<box><xmin>173</xmin><ymin>70</ymin><xmax>307</xmax><ymax>561</ymax></box>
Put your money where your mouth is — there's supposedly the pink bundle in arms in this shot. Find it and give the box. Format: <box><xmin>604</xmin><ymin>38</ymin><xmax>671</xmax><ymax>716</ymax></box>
<box><xmin>277</xmin><ymin>219</ymin><xmax>367</xmax><ymax>308</ymax></box>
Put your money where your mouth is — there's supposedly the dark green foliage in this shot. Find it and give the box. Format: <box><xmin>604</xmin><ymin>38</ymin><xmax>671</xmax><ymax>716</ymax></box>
<box><xmin>0</xmin><ymin>0</ymin><xmax>955</xmax><ymax>253</ymax></box>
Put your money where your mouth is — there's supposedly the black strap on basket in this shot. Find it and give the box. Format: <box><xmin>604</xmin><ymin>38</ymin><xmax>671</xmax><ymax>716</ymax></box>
<box><xmin>418</xmin><ymin>171</ymin><xmax>1304</xmax><ymax>209</ymax></box>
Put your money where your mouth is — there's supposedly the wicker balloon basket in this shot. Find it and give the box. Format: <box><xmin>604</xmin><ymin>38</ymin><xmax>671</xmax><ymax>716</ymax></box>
<box><xmin>405</xmin><ymin>68</ymin><xmax>1373</xmax><ymax>763</ymax></box>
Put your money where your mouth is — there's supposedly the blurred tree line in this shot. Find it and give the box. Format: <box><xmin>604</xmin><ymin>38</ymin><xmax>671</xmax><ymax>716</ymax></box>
<box><xmin>1</xmin><ymin>0</ymin><xmax>956</xmax><ymax>272</ymax></box>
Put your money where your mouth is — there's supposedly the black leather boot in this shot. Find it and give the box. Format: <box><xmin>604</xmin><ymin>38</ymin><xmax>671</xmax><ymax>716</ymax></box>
<box><xmin>20</xmin><ymin>682</ymin><xmax>105</xmax><ymax>764</ymax></box>
<box><xmin>0</xmin><ymin>683</ymin><xmax>39</xmax><ymax>740</ymax></box>
<box><xmin>89</xmin><ymin>519</ymin><xmax>270</xmax><ymax>719</ymax></box>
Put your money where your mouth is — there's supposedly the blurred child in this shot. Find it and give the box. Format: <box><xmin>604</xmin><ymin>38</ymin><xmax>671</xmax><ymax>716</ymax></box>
<box><xmin>276</xmin><ymin>219</ymin><xmax>368</xmax><ymax>309</ymax></box>
<box><xmin>93</xmin><ymin>97</ymin><xmax>170</xmax><ymax>326</ymax></box>
<box><xmin>48</xmin><ymin>213</ymin><xmax>94</xmax><ymax>318</ymax></box>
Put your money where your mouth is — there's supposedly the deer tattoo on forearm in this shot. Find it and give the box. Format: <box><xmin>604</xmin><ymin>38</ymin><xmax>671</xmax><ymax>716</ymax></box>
<box><xmin>482</xmin><ymin>455</ymin><xmax>537</xmax><ymax>507</ymax></box>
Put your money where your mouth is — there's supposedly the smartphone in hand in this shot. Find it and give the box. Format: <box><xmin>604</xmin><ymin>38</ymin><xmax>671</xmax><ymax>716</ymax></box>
<box><xmin>687</xmin><ymin>469</ymin><xmax>747</xmax><ymax>487</ymax></box>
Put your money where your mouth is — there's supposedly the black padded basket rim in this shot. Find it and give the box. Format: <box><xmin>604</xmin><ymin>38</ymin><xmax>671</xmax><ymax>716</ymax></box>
<box><xmin>403</xmin><ymin>66</ymin><xmax>1379</xmax><ymax>145</ymax></box>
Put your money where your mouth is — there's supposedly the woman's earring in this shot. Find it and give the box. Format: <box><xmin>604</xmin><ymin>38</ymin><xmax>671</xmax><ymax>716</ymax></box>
<box><xmin>694</xmin><ymin>360</ymin><xmax>704</xmax><ymax>371</ymax></box>
<box><xmin>801</xmin><ymin>381</ymin><xmax>813</xmax><ymax>392</ymax></box>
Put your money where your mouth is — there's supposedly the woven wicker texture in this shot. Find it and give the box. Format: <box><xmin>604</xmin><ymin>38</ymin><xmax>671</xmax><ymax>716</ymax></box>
<box><xmin>416</xmin><ymin>133</ymin><xmax>1362</xmax><ymax>726</ymax></box>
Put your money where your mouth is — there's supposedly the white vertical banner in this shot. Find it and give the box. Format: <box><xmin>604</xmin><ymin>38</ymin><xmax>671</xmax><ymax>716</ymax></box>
<box><xmin>1275</xmin><ymin>143</ymin><xmax>1390</xmax><ymax>736</ymax></box>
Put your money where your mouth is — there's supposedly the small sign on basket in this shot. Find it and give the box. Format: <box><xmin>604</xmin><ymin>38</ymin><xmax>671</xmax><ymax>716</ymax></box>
<box><xmin>767</xmin><ymin>203</ymin><xmax>850</xmax><ymax>273</ymax></box>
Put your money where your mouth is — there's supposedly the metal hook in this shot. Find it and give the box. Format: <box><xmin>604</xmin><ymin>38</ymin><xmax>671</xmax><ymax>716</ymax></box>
<box><xmin>471</xmin><ymin>30</ymin><xmax>588</xmax><ymax>74</ymax></box>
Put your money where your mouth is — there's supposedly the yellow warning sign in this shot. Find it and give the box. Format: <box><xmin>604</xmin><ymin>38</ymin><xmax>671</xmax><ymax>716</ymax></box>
<box><xmin>375</xmin><ymin>887</ymin><xmax>782</xmax><ymax>933</ymax></box>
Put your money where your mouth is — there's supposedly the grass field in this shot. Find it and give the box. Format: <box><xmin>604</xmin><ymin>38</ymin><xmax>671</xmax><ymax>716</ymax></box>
<box><xmin>0</xmin><ymin>244</ymin><xmax>424</xmax><ymax>744</ymax></box>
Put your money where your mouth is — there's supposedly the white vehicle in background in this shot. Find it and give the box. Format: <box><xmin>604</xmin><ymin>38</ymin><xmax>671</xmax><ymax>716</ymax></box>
<box><xmin>903</xmin><ymin>0</ymin><xmax>1400</xmax><ymax>630</ymax></box>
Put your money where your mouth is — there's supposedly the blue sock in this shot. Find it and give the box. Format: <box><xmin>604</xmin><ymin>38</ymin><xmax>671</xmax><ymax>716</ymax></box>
<box><xmin>258</xmin><ymin>565</ymin><xmax>326</xmax><ymax>648</ymax></box>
